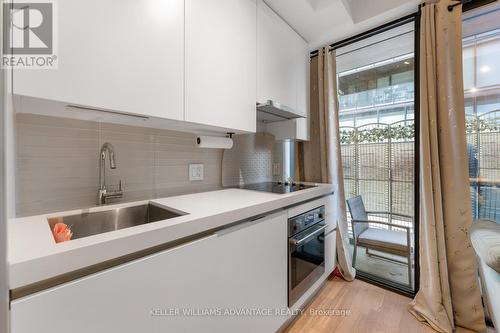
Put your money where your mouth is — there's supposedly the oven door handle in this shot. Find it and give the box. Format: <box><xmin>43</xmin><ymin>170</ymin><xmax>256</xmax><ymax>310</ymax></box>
<box><xmin>289</xmin><ymin>224</ymin><xmax>327</xmax><ymax>246</ymax></box>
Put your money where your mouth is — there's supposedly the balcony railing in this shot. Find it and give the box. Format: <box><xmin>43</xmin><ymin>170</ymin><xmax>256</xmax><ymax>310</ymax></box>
<box><xmin>339</xmin><ymin>82</ymin><xmax>414</xmax><ymax>112</ymax></box>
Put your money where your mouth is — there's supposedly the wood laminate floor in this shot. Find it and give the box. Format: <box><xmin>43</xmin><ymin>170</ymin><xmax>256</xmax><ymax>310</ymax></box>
<box><xmin>349</xmin><ymin>244</ymin><xmax>412</xmax><ymax>287</ymax></box>
<box><xmin>284</xmin><ymin>276</ymin><xmax>485</xmax><ymax>333</ymax></box>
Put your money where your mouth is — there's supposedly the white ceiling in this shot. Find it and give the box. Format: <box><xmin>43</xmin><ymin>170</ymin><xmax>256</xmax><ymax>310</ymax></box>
<box><xmin>263</xmin><ymin>0</ymin><xmax>421</xmax><ymax>50</ymax></box>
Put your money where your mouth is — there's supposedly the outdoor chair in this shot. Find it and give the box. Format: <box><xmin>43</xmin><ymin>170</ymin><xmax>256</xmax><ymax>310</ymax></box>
<box><xmin>346</xmin><ymin>195</ymin><xmax>413</xmax><ymax>287</ymax></box>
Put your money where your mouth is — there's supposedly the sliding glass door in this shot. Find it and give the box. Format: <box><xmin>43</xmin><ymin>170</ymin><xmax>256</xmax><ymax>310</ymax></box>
<box><xmin>335</xmin><ymin>19</ymin><xmax>417</xmax><ymax>293</ymax></box>
<box><xmin>462</xmin><ymin>3</ymin><xmax>500</xmax><ymax>224</ymax></box>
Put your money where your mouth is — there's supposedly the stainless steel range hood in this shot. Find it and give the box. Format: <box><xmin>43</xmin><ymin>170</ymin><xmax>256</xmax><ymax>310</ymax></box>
<box><xmin>256</xmin><ymin>100</ymin><xmax>305</xmax><ymax>123</ymax></box>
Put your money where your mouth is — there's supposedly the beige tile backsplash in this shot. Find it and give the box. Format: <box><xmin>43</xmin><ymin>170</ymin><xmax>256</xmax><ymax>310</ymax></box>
<box><xmin>16</xmin><ymin>114</ymin><xmax>223</xmax><ymax>217</ymax></box>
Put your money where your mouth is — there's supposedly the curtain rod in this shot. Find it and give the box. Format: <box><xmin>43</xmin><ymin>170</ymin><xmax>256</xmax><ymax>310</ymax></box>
<box><xmin>448</xmin><ymin>0</ymin><xmax>472</xmax><ymax>11</ymax></box>
<box><xmin>309</xmin><ymin>0</ymin><xmax>495</xmax><ymax>59</ymax></box>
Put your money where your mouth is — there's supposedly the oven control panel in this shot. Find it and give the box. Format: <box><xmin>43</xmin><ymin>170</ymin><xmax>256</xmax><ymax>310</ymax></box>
<box><xmin>288</xmin><ymin>206</ymin><xmax>325</xmax><ymax>237</ymax></box>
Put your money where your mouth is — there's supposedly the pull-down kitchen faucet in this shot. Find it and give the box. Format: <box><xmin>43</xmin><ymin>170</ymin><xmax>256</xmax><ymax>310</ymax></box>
<box><xmin>98</xmin><ymin>142</ymin><xmax>123</xmax><ymax>205</ymax></box>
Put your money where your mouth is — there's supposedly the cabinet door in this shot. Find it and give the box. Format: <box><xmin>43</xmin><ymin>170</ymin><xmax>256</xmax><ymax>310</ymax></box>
<box><xmin>212</xmin><ymin>211</ymin><xmax>288</xmax><ymax>332</ymax></box>
<box><xmin>11</xmin><ymin>235</ymin><xmax>219</xmax><ymax>333</ymax></box>
<box><xmin>325</xmin><ymin>230</ymin><xmax>337</xmax><ymax>275</ymax></box>
<box><xmin>185</xmin><ymin>0</ymin><xmax>257</xmax><ymax>133</ymax></box>
<box><xmin>293</xmin><ymin>35</ymin><xmax>309</xmax><ymax>117</ymax></box>
<box><xmin>11</xmin><ymin>212</ymin><xmax>287</xmax><ymax>333</ymax></box>
<box><xmin>324</xmin><ymin>194</ymin><xmax>337</xmax><ymax>274</ymax></box>
<box><xmin>13</xmin><ymin>0</ymin><xmax>184</xmax><ymax>121</ymax></box>
<box><xmin>257</xmin><ymin>0</ymin><xmax>297</xmax><ymax>109</ymax></box>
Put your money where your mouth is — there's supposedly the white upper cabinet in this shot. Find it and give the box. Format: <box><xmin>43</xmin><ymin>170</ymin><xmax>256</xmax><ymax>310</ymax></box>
<box><xmin>13</xmin><ymin>0</ymin><xmax>185</xmax><ymax>121</ymax></box>
<box><xmin>185</xmin><ymin>0</ymin><xmax>257</xmax><ymax>133</ymax></box>
<box><xmin>258</xmin><ymin>0</ymin><xmax>309</xmax><ymax>140</ymax></box>
<box><xmin>257</xmin><ymin>0</ymin><xmax>296</xmax><ymax>110</ymax></box>
<box><xmin>293</xmin><ymin>36</ymin><xmax>310</xmax><ymax>118</ymax></box>
<box><xmin>257</xmin><ymin>0</ymin><xmax>309</xmax><ymax>117</ymax></box>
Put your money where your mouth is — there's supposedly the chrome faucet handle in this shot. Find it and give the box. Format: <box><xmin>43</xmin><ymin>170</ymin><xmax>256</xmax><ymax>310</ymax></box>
<box><xmin>97</xmin><ymin>142</ymin><xmax>121</xmax><ymax>205</ymax></box>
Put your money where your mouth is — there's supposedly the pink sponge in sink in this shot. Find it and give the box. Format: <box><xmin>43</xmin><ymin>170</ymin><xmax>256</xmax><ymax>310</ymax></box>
<box><xmin>52</xmin><ymin>222</ymin><xmax>73</xmax><ymax>243</ymax></box>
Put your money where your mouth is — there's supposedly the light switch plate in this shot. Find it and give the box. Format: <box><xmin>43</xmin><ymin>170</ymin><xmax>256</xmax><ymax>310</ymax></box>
<box><xmin>189</xmin><ymin>164</ymin><xmax>204</xmax><ymax>181</ymax></box>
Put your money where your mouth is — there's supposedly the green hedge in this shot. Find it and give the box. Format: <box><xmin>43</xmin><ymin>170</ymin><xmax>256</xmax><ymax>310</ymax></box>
<box><xmin>340</xmin><ymin>124</ymin><xmax>415</xmax><ymax>144</ymax></box>
<box><xmin>340</xmin><ymin>118</ymin><xmax>500</xmax><ymax>144</ymax></box>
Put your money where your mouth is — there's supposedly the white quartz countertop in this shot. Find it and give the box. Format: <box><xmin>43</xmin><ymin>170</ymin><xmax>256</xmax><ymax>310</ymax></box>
<box><xmin>8</xmin><ymin>184</ymin><xmax>334</xmax><ymax>289</ymax></box>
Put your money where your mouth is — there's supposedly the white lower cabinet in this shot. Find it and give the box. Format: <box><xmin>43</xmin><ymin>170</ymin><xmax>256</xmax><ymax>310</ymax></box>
<box><xmin>325</xmin><ymin>230</ymin><xmax>337</xmax><ymax>275</ymax></box>
<box><xmin>10</xmin><ymin>211</ymin><xmax>287</xmax><ymax>333</ymax></box>
<box><xmin>324</xmin><ymin>194</ymin><xmax>337</xmax><ymax>275</ymax></box>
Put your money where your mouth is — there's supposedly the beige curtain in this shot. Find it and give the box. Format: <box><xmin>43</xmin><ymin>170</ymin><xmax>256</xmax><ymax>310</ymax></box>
<box><xmin>409</xmin><ymin>1</ymin><xmax>486</xmax><ymax>332</ymax></box>
<box><xmin>298</xmin><ymin>48</ymin><xmax>355</xmax><ymax>281</ymax></box>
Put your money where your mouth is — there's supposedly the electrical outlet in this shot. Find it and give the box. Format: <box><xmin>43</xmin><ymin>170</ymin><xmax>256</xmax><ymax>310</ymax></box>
<box><xmin>189</xmin><ymin>164</ymin><xmax>204</xmax><ymax>181</ymax></box>
<box><xmin>273</xmin><ymin>163</ymin><xmax>281</xmax><ymax>176</ymax></box>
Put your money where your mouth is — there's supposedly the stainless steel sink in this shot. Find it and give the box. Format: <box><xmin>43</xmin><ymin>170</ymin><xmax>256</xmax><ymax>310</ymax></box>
<box><xmin>48</xmin><ymin>203</ymin><xmax>187</xmax><ymax>241</ymax></box>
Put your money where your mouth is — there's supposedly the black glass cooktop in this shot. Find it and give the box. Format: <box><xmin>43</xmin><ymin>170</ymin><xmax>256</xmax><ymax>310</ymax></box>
<box><xmin>239</xmin><ymin>182</ymin><xmax>316</xmax><ymax>194</ymax></box>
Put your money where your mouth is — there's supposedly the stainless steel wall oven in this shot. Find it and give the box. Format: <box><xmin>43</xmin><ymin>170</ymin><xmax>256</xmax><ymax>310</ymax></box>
<box><xmin>288</xmin><ymin>206</ymin><xmax>326</xmax><ymax>306</ymax></box>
